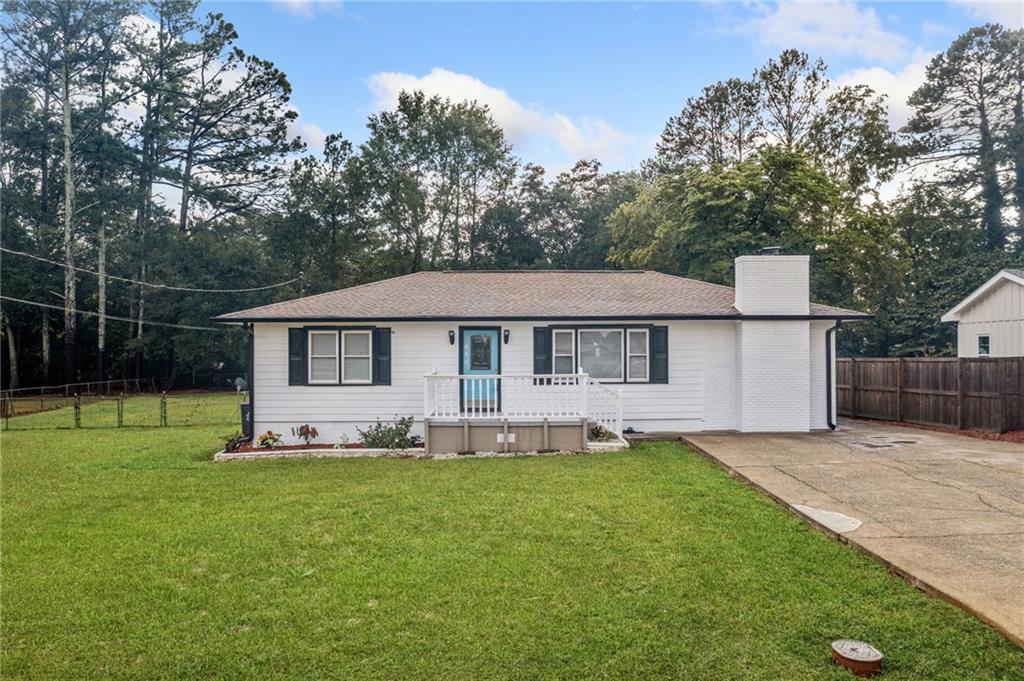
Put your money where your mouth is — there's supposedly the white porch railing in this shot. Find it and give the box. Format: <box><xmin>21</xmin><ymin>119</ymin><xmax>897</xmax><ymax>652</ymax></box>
<box><xmin>423</xmin><ymin>372</ymin><xmax>623</xmax><ymax>436</ymax></box>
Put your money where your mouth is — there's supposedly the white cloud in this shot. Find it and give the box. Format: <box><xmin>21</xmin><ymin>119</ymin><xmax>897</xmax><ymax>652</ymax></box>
<box><xmin>950</xmin><ymin>1</ymin><xmax>1023</xmax><ymax>29</ymax></box>
<box><xmin>836</xmin><ymin>48</ymin><xmax>933</xmax><ymax>128</ymax></box>
<box><xmin>365</xmin><ymin>67</ymin><xmax>637</xmax><ymax>167</ymax></box>
<box><xmin>271</xmin><ymin>0</ymin><xmax>341</xmax><ymax>19</ymax></box>
<box><xmin>288</xmin><ymin>111</ymin><xmax>328</xmax><ymax>152</ymax></box>
<box><xmin>742</xmin><ymin>1</ymin><xmax>912</xmax><ymax>63</ymax></box>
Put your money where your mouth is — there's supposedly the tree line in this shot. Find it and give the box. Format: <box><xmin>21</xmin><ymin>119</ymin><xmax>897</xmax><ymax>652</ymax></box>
<box><xmin>1</xmin><ymin>1</ymin><xmax>1021</xmax><ymax>389</ymax></box>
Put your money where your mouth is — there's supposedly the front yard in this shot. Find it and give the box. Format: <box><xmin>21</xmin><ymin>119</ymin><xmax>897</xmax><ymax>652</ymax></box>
<box><xmin>2</xmin><ymin>394</ymin><xmax>1021</xmax><ymax>679</ymax></box>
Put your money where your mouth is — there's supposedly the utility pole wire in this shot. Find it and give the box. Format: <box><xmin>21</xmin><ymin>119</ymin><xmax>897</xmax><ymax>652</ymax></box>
<box><xmin>0</xmin><ymin>247</ymin><xmax>303</xmax><ymax>293</ymax></box>
<box><xmin>1</xmin><ymin>296</ymin><xmax>223</xmax><ymax>332</ymax></box>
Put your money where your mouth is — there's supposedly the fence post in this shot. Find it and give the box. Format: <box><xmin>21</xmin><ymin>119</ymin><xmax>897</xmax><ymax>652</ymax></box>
<box><xmin>74</xmin><ymin>393</ymin><xmax>81</xmax><ymax>428</ymax></box>
<box><xmin>117</xmin><ymin>393</ymin><xmax>124</xmax><ymax>428</ymax></box>
<box><xmin>997</xmin><ymin>358</ymin><xmax>1008</xmax><ymax>434</ymax></box>
<box><xmin>849</xmin><ymin>358</ymin><xmax>857</xmax><ymax>418</ymax></box>
<box><xmin>956</xmin><ymin>359</ymin><xmax>965</xmax><ymax>430</ymax></box>
<box><xmin>160</xmin><ymin>391</ymin><xmax>167</xmax><ymax>427</ymax></box>
<box><xmin>895</xmin><ymin>357</ymin><xmax>903</xmax><ymax>423</ymax></box>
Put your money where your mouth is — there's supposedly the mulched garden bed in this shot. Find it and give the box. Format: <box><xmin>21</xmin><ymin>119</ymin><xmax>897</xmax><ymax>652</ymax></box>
<box><xmin>229</xmin><ymin>441</ymin><xmax>424</xmax><ymax>454</ymax></box>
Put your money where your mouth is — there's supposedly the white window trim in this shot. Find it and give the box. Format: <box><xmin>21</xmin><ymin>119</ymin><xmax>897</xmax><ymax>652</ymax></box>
<box><xmin>577</xmin><ymin>328</ymin><xmax>624</xmax><ymax>382</ymax></box>
<box><xmin>341</xmin><ymin>330</ymin><xmax>373</xmax><ymax>384</ymax></box>
<box><xmin>626</xmin><ymin>328</ymin><xmax>650</xmax><ymax>383</ymax></box>
<box><xmin>552</xmin><ymin>329</ymin><xmax>575</xmax><ymax>375</ymax></box>
<box><xmin>977</xmin><ymin>334</ymin><xmax>991</xmax><ymax>357</ymax></box>
<box><xmin>308</xmin><ymin>330</ymin><xmax>339</xmax><ymax>384</ymax></box>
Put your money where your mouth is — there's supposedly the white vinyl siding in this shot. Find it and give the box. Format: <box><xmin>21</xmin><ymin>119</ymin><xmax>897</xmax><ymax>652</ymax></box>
<box><xmin>626</xmin><ymin>329</ymin><xmax>649</xmax><ymax>382</ymax></box>
<box><xmin>252</xmin><ymin>319</ymin><xmax>707</xmax><ymax>443</ymax></box>
<box><xmin>342</xmin><ymin>330</ymin><xmax>372</xmax><ymax>383</ymax></box>
<box><xmin>308</xmin><ymin>331</ymin><xmax>338</xmax><ymax>384</ymax></box>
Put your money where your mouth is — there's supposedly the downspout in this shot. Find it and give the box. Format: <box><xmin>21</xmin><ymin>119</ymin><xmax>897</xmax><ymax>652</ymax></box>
<box><xmin>825</xmin><ymin>321</ymin><xmax>840</xmax><ymax>430</ymax></box>
<box><xmin>246</xmin><ymin>322</ymin><xmax>255</xmax><ymax>440</ymax></box>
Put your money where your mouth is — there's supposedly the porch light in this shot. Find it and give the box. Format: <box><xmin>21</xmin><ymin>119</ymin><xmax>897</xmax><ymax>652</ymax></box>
<box><xmin>503</xmin><ymin>330</ymin><xmax>510</xmax><ymax>344</ymax></box>
<box><xmin>448</xmin><ymin>330</ymin><xmax>455</xmax><ymax>345</ymax></box>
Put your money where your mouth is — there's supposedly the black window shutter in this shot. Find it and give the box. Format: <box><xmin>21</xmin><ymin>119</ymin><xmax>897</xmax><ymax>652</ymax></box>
<box><xmin>533</xmin><ymin>327</ymin><xmax>552</xmax><ymax>374</ymax></box>
<box><xmin>373</xmin><ymin>328</ymin><xmax>391</xmax><ymax>385</ymax></box>
<box><xmin>288</xmin><ymin>328</ymin><xmax>307</xmax><ymax>385</ymax></box>
<box><xmin>650</xmin><ymin>326</ymin><xmax>669</xmax><ymax>384</ymax></box>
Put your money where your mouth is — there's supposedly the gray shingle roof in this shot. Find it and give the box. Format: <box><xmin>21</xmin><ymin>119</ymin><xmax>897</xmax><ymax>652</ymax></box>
<box><xmin>215</xmin><ymin>270</ymin><xmax>869</xmax><ymax>322</ymax></box>
<box><xmin>1005</xmin><ymin>268</ymin><xmax>1024</xmax><ymax>279</ymax></box>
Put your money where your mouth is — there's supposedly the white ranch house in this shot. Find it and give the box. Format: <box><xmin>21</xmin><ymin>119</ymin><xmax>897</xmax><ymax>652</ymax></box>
<box><xmin>942</xmin><ymin>268</ymin><xmax>1024</xmax><ymax>358</ymax></box>
<box><xmin>216</xmin><ymin>251</ymin><xmax>868</xmax><ymax>453</ymax></box>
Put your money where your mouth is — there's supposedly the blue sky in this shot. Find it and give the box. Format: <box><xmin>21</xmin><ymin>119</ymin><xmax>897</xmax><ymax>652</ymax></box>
<box><xmin>202</xmin><ymin>1</ymin><xmax>1022</xmax><ymax>173</ymax></box>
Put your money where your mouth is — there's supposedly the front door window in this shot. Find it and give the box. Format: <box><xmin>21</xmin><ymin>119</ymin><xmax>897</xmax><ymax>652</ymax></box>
<box><xmin>470</xmin><ymin>335</ymin><xmax>492</xmax><ymax>370</ymax></box>
<box><xmin>461</xmin><ymin>328</ymin><xmax>500</xmax><ymax>410</ymax></box>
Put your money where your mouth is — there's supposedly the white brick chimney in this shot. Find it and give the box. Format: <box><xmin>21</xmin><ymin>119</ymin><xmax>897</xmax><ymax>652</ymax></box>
<box><xmin>733</xmin><ymin>249</ymin><xmax>813</xmax><ymax>432</ymax></box>
<box><xmin>734</xmin><ymin>251</ymin><xmax>810</xmax><ymax>315</ymax></box>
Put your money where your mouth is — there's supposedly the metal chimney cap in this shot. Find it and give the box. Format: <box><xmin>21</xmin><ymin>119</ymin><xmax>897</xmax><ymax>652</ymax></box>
<box><xmin>759</xmin><ymin>246</ymin><xmax>781</xmax><ymax>256</ymax></box>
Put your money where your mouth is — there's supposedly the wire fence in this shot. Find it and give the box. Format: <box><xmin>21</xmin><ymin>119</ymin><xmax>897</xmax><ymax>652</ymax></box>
<box><xmin>0</xmin><ymin>391</ymin><xmax>247</xmax><ymax>431</ymax></box>
<box><xmin>1</xmin><ymin>378</ymin><xmax>153</xmax><ymax>401</ymax></box>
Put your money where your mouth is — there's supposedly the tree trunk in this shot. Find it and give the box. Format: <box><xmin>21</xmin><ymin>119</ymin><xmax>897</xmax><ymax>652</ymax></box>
<box><xmin>97</xmin><ymin>212</ymin><xmax>107</xmax><ymax>381</ymax></box>
<box><xmin>1013</xmin><ymin>78</ymin><xmax>1024</xmax><ymax>242</ymax></box>
<box><xmin>41</xmin><ymin>310</ymin><xmax>51</xmax><ymax>386</ymax></box>
<box><xmin>177</xmin><ymin>143</ymin><xmax>193</xmax><ymax>234</ymax></box>
<box><xmin>38</xmin><ymin>83</ymin><xmax>53</xmax><ymax>387</ymax></box>
<box><xmin>3</xmin><ymin>315</ymin><xmax>19</xmax><ymax>390</ymax></box>
<box><xmin>61</xmin><ymin>61</ymin><xmax>77</xmax><ymax>384</ymax></box>
<box><xmin>135</xmin><ymin>262</ymin><xmax>146</xmax><ymax>379</ymax></box>
<box><xmin>977</xmin><ymin>96</ymin><xmax>1005</xmax><ymax>249</ymax></box>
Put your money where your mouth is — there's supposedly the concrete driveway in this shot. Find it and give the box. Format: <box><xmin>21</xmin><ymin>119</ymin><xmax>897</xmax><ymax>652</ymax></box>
<box><xmin>683</xmin><ymin>420</ymin><xmax>1024</xmax><ymax>645</ymax></box>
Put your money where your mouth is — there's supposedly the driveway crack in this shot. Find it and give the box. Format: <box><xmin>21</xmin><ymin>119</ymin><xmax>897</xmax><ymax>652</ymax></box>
<box><xmin>875</xmin><ymin>462</ymin><xmax>1024</xmax><ymax>519</ymax></box>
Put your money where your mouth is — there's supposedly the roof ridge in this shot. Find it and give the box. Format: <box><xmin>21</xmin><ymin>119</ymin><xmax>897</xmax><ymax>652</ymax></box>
<box><xmin>431</xmin><ymin>269</ymin><xmax>648</xmax><ymax>274</ymax></box>
<box><xmin>649</xmin><ymin>270</ymin><xmax>736</xmax><ymax>291</ymax></box>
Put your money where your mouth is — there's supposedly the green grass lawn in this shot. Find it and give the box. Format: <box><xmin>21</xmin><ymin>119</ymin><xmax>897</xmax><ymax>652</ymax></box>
<box><xmin>2</xmin><ymin>394</ymin><xmax>1022</xmax><ymax>680</ymax></box>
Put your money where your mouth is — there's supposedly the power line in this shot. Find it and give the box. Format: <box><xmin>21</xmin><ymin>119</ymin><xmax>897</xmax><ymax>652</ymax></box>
<box><xmin>0</xmin><ymin>247</ymin><xmax>302</xmax><ymax>293</ymax></box>
<box><xmin>1</xmin><ymin>296</ymin><xmax>223</xmax><ymax>332</ymax></box>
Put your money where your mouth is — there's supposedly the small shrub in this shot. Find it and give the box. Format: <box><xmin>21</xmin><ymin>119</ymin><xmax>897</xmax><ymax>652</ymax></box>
<box><xmin>291</xmin><ymin>424</ymin><xmax>319</xmax><ymax>445</ymax></box>
<box><xmin>357</xmin><ymin>416</ymin><xmax>422</xmax><ymax>450</ymax></box>
<box><xmin>223</xmin><ymin>431</ymin><xmax>249</xmax><ymax>453</ymax></box>
<box><xmin>256</xmin><ymin>430</ymin><xmax>282</xmax><ymax>448</ymax></box>
<box><xmin>589</xmin><ymin>424</ymin><xmax>612</xmax><ymax>442</ymax></box>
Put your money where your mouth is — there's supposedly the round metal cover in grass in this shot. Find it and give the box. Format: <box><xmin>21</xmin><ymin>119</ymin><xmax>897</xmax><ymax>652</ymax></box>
<box><xmin>832</xmin><ymin>639</ymin><xmax>883</xmax><ymax>676</ymax></box>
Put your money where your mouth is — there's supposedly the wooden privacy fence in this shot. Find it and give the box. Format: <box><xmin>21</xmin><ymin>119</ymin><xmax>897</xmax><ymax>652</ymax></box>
<box><xmin>837</xmin><ymin>357</ymin><xmax>1023</xmax><ymax>433</ymax></box>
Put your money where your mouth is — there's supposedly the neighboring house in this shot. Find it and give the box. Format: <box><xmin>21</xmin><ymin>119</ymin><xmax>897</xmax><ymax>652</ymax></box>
<box><xmin>941</xmin><ymin>269</ymin><xmax>1024</xmax><ymax>358</ymax></box>
<box><xmin>216</xmin><ymin>251</ymin><xmax>869</xmax><ymax>451</ymax></box>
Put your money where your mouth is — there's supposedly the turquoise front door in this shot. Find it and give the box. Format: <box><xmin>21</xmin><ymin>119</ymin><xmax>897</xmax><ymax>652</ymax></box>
<box><xmin>461</xmin><ymin>328</ymin><xmax>500</xmax><ymax>408</ymax></box>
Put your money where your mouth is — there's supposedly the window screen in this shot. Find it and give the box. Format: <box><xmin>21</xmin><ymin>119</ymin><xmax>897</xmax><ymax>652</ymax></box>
<box><xmin>342</xmin><ymin>331</ymin><xmax>372</xmax><ymax>383</ymax></box>
<box><xmin>308</xmin><ymin>331</ymin><xmax>338</xmax><ymax>383</ymax></box>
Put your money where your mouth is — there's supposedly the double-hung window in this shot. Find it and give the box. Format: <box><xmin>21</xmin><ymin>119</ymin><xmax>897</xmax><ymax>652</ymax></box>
<box><xmin>306</xmin><ymin>329</ymin><xmax>373</xmax><ymax>384</ymax></box>
<box><xmin>578</xmin><ymin>329</ymin><xmax>624</xmax><ymax>381</ymax></box>
<box><xmin>626</xmin><ymin>329</ymin><xmax>649</xmax><ymax>382</ymax></box>
<box><xmin>553</xmin><ymin>329</ymin><xmax>575</xmax><ymax>374</ymax></box>
<box><xmin>342</xmin><ymin>330</ymin><xmax>372</xmax><ymax>384</ymax></box>
<box><xmin>308</xmin><ymin>331</ymin><xmax>339</xmax><ymax>384</ymax></box>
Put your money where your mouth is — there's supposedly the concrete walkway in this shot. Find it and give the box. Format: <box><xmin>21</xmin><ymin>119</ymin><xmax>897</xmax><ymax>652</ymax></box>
<box><xmin>682</xmin><ymin>420</ymin><xmax>1024</xmax><ymax>646</ymax></box>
